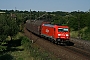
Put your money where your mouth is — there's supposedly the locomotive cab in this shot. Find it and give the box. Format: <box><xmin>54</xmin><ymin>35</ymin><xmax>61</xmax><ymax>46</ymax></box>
<box><xmin>55</xmin><ymin>26</ymin><xmax>70</xmax><ymax>43</ymax></box>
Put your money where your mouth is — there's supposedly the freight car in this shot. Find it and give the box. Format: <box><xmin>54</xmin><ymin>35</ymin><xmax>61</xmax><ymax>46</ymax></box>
<box><xmin>26</xmin><ymin>20</ymin><xmax>70</xmax><ymax>44</ymax></box>
<box><xmin>26</xmin><ymin>20</ymin><xmax>50</xmax><ymax>35</ymax></box>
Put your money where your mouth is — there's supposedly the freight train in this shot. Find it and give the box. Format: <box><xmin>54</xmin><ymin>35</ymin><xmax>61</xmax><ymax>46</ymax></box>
<box><xmin>26</xmin><ymin>20</ymin><xmax>70</xmax><ymax>44</ymax></box>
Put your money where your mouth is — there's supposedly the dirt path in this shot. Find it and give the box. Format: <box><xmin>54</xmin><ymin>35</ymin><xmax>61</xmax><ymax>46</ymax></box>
<box><xmin>24</xmin><ymin>27</ymin><xmax>90</xmax><ymax>60</ymax></box>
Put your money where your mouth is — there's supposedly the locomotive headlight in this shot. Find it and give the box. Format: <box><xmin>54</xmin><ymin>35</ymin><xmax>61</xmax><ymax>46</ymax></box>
<box><xmin>66</xmin><ymin>34</ymin><xmax>69</xmax><ymax>36</ymax></box>
<box><xmin>58</xmin><ymin>34</ymin><xmax>61</xmax><ymax>36</ymax></box>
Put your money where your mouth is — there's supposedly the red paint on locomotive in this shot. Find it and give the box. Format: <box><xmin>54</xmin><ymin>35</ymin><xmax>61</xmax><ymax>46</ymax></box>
<box><xmin>41</xmin><ymin>24</ymin><xmax>70</xmax><ymax>42</ymax></box>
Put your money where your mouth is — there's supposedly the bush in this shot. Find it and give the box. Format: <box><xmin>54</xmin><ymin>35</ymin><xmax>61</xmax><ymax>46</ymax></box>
<box><xmin>0</xmin><ymin>45</ymin><xmax>7</xmax><ymax>51</ymax></box>
<box><xmin>20</xmin><ymin>36</ymin><xmax>32</xmax><ymax>50</ymax></box>
<box><xmin>20</xmin><ymin>36</ymin><xmax>30</xmax><ymax>45</ymax></box>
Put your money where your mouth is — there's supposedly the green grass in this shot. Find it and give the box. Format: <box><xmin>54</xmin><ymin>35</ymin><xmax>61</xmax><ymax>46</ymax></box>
<box><xmin>10</xmin><ymin>46</ymin><xmax>33</xmax><ymax>60</ymax></box>
<box><xmin>70</xmin><ymin>27</ymin><xmax>90</xmax><ymax>41</ymax></box>
<box><xmin>70</xmin><ymin>31</ymin><xmax>78</xmax><ymax>38</ymax></box>
<box><xmin>0</xmin><ymin>32</ymin><xmax>60</xmax><ymax>60</ymax></box>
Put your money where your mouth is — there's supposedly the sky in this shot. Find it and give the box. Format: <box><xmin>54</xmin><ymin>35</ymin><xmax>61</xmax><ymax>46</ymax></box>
<box><xmin>0</xmin><ymin>0</ymin><xmax>90</xmax><ymax>12</ymax></box>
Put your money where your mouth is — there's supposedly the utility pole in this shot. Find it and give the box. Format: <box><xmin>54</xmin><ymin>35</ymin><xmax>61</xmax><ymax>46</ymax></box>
<box><xmin>30</xmin><ymin>9</ymin><xmax>33</xmax><ymax>43</ymax></box>
<box><xmin>38</xmin><ymin>11</ymin><xmax>40</xmax><ymax>20</ymax></box>
<box><xmin>77</xmin><ymin>10</ymin><xmax>81</xmax><ymax>39</ymax></box>
<box><xmin>30</xmin><ymin>9</ymin><xmax>31</xmax><ymax>20</ymax></box>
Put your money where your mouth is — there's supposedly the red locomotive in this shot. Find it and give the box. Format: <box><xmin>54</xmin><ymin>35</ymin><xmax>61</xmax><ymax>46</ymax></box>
<box><xmin>26</xmin><ymin>20</ymin><xmax>70</xmax><ymax>44</ymax></box>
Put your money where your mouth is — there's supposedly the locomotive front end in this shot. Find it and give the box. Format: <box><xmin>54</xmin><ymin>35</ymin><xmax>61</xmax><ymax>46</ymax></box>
<box><xmin>55</xmin><ymin>26</ymin><xmax>70</xmax><ymax>43</ymax></box>
<box><xmin>58</xmin><ymin>28</ymin><xmax>70</xmax><ymax>40</ymax></box>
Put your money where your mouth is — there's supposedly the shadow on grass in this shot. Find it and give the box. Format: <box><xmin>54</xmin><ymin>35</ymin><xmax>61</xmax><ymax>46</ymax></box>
<box><xmin>2</xmin><ymin>39</ymin><xmax>24</xmax><ymax>52</ymax></box>
<box><xmin>0</xmin><ymin>54</ymin><xmax>13</xmax><ymax>60</ymax></box>
<box><xmin>0</xmin><ymin>38</ymin><xmax>25</xmax><ymax>60</ymax></box>
<box><xmin>7</xmin><ymin>39</ymin><xmax>22</xmax><ymax>47</ymax></box>
<box><xmin>7</xmin><ymin>47</ymin><xmax>24</xmax><ymax>52</ymax></box>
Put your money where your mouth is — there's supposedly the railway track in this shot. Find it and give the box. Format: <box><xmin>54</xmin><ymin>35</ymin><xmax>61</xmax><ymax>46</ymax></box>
<box><xmin>70</xmin><ymin>38</ymin><xmax>90</xmax><ymax>52</ymax></box>
<box><xmin>65</xmin><ymin>46</ymin><xmax>90</xmax><ymax>58</ymax></box>
<box><xmin>24</xmin><ymin>27</ymin><xmax>90</xmax><ymax>60</ymax></box>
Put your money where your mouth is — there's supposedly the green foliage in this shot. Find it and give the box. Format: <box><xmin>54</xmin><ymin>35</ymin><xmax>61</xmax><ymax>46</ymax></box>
<box><xmin>21</xmin><ymin>36</ymin><xmax>31</xmax><ymax>46</ymax></box>
<box><xmin>0</xmin><ymin>45</ymin><xmax>7</xmax><ymax>51</ymax></box>
<box><xmin>0</xmin><ymin>14</ymin><xmax>8</xmax><ymax>51</ymax></box>
<box><xmin>6</xmin><ymin>16</ymin><xmax>19</xmax><ymax>39</ymax></box>
<box><xmin>82</xmin><ymin>27</ymin><xmax>90</xmax><ymax>40</ymax></box>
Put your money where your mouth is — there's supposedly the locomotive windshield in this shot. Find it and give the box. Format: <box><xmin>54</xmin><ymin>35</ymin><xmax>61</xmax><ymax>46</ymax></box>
<box><xmin>58</xmin><ymin>28</ymin><xmax>68</xmax><ymax>32</ymax></box>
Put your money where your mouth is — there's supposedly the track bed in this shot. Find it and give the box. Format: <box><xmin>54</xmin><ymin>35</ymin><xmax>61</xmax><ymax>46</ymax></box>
<box><xmin>24</xmin><ymin>27</ymin><xmax>90</xmax><ymax>60</ymax></box>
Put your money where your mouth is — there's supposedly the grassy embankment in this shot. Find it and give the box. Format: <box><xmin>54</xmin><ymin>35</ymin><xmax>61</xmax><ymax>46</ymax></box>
<box><xmin>0</xmin><ymin>32</ymin><xmax>60</xmax><ymax>60</ymax></box>
<box><xmin>70</xmin><ymin>27</ymin><xmax>90</xmax><ymax>41</ymax></box>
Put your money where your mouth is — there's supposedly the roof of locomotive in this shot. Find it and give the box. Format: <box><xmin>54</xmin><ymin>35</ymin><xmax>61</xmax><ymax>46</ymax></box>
<box><xmin>43</xmin><ymin>24</ymin><xmax>54</xmax><ymax>27</ymax></box>
<box><xmin>43</xmin><ymin>23</ymin><xmax>69</xmax><ymax>28</ymax></box>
